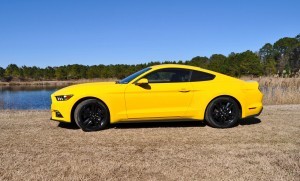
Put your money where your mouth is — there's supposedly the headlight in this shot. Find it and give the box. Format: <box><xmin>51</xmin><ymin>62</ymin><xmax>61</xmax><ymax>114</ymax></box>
<box><xmin>55</xmin><ymin>95</ymin><xmax>73</xmax><ymax>101</ymax></box>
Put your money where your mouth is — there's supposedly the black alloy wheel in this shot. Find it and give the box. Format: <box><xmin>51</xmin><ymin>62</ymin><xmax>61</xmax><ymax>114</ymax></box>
<box><xmin>205</xmin><ymin>97</ymin><xmax>240</xmax><ymax>128</ymax></box>
<box><xmin>74</xmin><ymin>99</ymin><xmax>109</xmax><ymax>132</ymax></box>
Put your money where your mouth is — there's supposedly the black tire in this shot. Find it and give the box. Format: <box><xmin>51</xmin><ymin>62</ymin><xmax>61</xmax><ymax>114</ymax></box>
<box><xmin>74</xmin><ymin>99</ymin><xmax>109</xmax><ymax>132</ymax></box>
<box><xmin>205</xmin><ymin>97</ymin><xmax>240</xmax><ymax>128</ymax></box>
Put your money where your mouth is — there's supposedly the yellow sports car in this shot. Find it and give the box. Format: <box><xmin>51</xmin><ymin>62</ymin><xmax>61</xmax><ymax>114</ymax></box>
<box><xmin>51</xmin><ymin>64</ymin><xmax>263</xmax><ymax>131</ymax></box>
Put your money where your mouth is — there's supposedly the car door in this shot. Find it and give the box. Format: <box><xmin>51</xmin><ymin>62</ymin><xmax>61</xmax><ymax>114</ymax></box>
<box><xmin>124</xmin><ymin>68</ymin><xmax>194</xmax><ymax>119</ymax></box>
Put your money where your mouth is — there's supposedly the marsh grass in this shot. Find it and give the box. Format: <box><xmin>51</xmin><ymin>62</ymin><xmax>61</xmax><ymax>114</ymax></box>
<box><xmin>242</xmin><ymin>77</ymin><xmax>300</xmax><ymax>105</ymax></box>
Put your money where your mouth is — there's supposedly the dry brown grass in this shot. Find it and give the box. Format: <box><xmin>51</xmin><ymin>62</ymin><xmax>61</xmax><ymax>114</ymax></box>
<box><xmin>242</xmin><ymin>77</ymin><xmax>300</xmax><ymax>105</ymax></box>
<box><xmin>0</xmin><ymin>105</ymin><xmax>299</xmax><ymax>180</ymax></box>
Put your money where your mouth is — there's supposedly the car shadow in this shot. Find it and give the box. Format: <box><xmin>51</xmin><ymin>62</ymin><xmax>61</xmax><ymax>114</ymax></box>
<box><xmin>238</xmin><ymin>117</ymin><xmax>261</xmax><ymax>126</ymax></box>
<box><xmin>57</xmin><ymin>118</ymin><xmax>261</xmax><ymax>130</ymax></box>
<box><xmin>113</xmin><ymin>117</ymin><xmax>262</xmax><ymax>129</ymax></box>
<box><xmin>58</xmin><ymin>122</ymin><xmax>80</xmax><ymax>130</ymax></box>
<box><xmin>111</xmin><ymin>120</ymin><xmax>207</xmax><ymax>129</ymax></box>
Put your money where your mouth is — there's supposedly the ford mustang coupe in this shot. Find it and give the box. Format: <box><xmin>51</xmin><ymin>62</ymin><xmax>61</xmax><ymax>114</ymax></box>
<box><xmin>51</xmin><ymin>64</ymin><xmax>263</xmax><ymax>131</ymax></box>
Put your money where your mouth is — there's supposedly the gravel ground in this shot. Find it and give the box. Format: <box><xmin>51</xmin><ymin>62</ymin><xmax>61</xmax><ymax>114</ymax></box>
<box><xmin>0</xmin><ymin>105</ymin><xmax>299</xmax><ymax>181</ymax></box>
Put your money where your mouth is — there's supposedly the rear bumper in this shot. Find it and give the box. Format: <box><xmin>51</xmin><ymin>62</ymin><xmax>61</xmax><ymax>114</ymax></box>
<box><xmin>244</xmin><ymin>106</ymin><xmax>263</xmax><ymax>119</ymax></box>
<box><xmin>255</xmin><ymin>107</ymin><xmax>263</xmax><ymax>117</ymax></box>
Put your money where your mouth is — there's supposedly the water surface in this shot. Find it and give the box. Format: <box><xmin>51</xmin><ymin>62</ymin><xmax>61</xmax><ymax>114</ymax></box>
<box><xmin>0</xmin><ymin>86</ymin><xmax>65</xmax><ymax>110</ymax></box>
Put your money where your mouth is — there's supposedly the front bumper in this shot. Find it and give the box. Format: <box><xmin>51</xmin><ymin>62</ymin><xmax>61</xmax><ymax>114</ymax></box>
<box><xmin>50</xmin><ymin>102</ymin><xmax>73</xmax><ymax>123</ymax></box>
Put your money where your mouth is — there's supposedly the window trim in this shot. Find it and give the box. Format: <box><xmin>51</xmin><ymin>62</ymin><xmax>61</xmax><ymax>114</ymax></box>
<box><xmin>190</xmin><ymin>70</ymin><xmax>216</xmax><ymax>82</ymax></box>
<box><xmin>135</xmin><ymin>68</ymin><xmax>216</xmax><ymax>84</ymax></box>
<box><xmin>139</xmin><ymin>68</ymin><xmax>192</xmax><ymax>84</ymax></box>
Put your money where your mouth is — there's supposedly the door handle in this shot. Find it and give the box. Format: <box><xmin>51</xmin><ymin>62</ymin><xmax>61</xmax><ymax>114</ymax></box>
<box><xmin>179</xmin><ymin>89</ymin><xmax>190</xmax><ymax>93</ymax></box>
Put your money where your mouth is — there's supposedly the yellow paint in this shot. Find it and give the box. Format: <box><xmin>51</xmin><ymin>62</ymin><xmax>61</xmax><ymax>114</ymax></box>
<box><xmin>51</xmin><ymin>64</ymin><xmax>263</xmax><ymax>123</ymax></box>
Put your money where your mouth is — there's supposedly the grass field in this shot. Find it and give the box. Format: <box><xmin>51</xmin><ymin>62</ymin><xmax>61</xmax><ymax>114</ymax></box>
<box><xmin>0</xmin><ymin>105</ymin><xmax>299</xmax><ymax>180</ymax></box>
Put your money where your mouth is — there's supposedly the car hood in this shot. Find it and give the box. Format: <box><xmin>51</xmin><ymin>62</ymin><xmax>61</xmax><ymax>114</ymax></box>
<box><xmin>52</xmin><ymin>82</ymin><xmax>126</xmax><ymax>96</ymax></box>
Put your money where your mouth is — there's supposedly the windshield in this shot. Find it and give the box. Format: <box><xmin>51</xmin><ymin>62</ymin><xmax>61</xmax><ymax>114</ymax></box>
<box><xmin>118</xmin><ymin>67</ymin><xmax>151</xmax><ymax>84</ymax></box>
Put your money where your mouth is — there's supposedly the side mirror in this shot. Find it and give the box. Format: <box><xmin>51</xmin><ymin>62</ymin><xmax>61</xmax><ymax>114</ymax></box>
<box><xmin>135</xmin><ymin>78</ymin><xmax>149</xmax><ymax>85</ymax></box>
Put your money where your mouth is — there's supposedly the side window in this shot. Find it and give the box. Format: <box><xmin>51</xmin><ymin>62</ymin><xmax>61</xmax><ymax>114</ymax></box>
<box><xmin>190</xmin><ymin>71</ymin><xmax>215</xmax><ymax>81</ymax></box>
<box><xmin>144</xmin><ymin>68</ymin><xmax>191</xmax><ymax>83</ymax></box>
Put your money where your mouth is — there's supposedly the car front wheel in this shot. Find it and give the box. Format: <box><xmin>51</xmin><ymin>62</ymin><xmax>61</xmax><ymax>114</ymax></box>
<box><xmin>74</xmin><ymin>99</ymin><xmax>109</xmax><ymax>132</ymax></box>
<box><xmin>205</xmin><ymin>97</ymin><xmax>240</xmax><ymax>128</ymax></box>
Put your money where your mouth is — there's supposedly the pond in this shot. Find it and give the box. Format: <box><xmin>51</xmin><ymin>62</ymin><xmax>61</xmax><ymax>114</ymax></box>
<box><xmin>0</xmin><ymin>86</ymin><xmax>66</xmax><ymax>110</ymax></box>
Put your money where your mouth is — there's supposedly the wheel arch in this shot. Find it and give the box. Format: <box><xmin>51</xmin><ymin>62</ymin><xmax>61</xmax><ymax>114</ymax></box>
<box><xmin>204</xmin><ymin>95</ymin><xmax>242</xmax><ymax>119</ymax></box>
<box><xmin>70</xmin><ymin>96</ymin><xmax>111</xmax><ymax>124</ymax></box>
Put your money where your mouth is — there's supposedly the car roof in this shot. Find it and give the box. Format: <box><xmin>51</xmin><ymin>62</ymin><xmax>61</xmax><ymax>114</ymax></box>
<box><xmin>151</xmin><ymin>64</ymin><xmax>198</xmax><ymax>69</ymax></box>
<box><xmin>150</xmin><ymin>64</ymin><xmax>214</xmax><ymax>74</ymax></box>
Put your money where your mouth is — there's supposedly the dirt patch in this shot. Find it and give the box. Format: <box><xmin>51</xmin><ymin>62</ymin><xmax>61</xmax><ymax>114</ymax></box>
<box><xmin>0</xmin><ymin>105</ymin><xmax>299</xmax><ymax>180</ymax></box>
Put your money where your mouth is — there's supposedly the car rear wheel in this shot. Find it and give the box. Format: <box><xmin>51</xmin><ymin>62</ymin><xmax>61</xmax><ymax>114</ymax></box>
<box><xmin>205</xmin><ymin>97</ymin><xmax>240</xmax><ymax>128</ymax></box>
<box><xmin>74</xmin><ymin>99</ymin><xmax>109</xmax><ymax>132</ymax></box>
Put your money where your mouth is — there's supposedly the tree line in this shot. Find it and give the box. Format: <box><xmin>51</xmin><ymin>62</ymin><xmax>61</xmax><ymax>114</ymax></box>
<box><xmin>0</xmin><ymin>34</ymin><xmax>299</xmax><ymax>81</ymax></box>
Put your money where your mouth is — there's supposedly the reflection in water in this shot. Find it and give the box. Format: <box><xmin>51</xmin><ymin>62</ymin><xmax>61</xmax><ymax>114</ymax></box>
<box><xmin>0</xmin><ymin>85</ymin><xmax>67</xmax><ymax>110</ymax></box>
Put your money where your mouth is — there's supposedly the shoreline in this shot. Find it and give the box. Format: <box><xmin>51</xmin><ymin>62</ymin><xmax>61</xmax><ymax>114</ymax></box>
<box><xmin>0</xmin><ymin>78</ymin><xmax>116</xmax><ymax>86</ymax></box>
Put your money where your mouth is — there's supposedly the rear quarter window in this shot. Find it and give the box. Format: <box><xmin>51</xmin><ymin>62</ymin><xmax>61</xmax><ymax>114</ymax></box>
<box><xmin>190</xmin><ymin>71</ymin><xmax>215</xmax><ymax>82</ymax></box>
